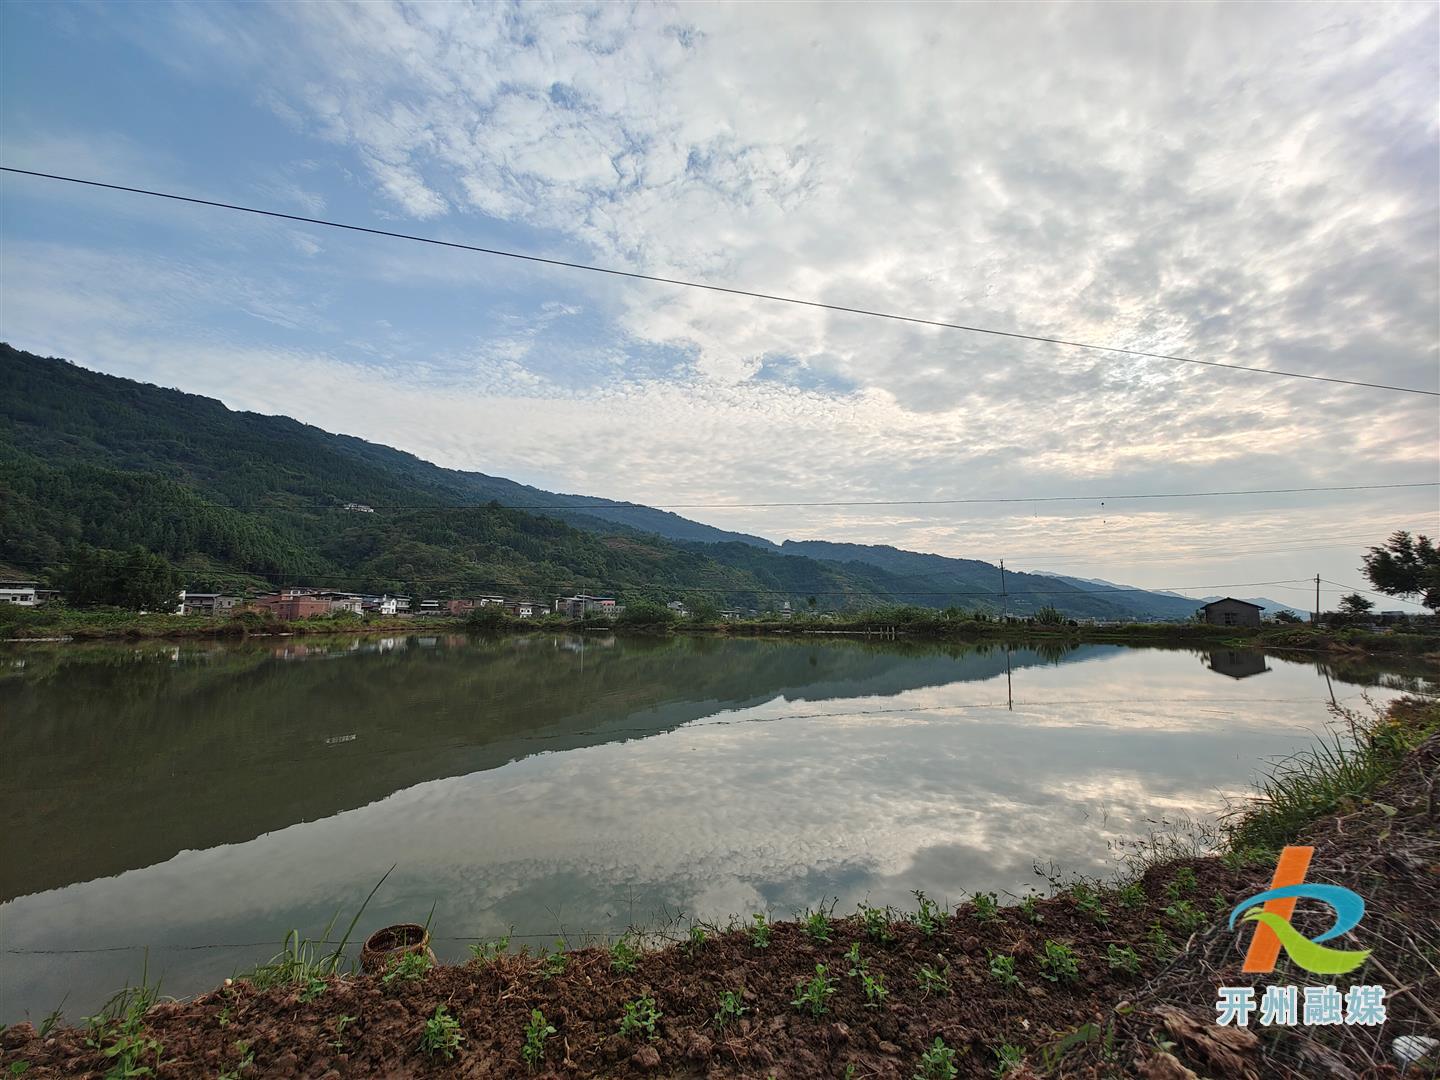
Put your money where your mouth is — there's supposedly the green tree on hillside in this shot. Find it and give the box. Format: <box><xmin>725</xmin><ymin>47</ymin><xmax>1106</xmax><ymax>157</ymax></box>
<box><xmin>1361</xmin><ymin>531</ymin><xmax>1439</xmax><ymax>611</ymax></box>
<box><xmin>60</xmin><ymin>546</ymin><xmax>182</xmax><ymax>611</ymax></box>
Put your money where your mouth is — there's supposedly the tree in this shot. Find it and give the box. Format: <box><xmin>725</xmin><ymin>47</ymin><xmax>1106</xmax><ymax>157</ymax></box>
<box><xmin>1033</xmin><ymin>605</ymin><xmax>1065</xmax><ymax>625</ymax></box>
<box><xmin>1361</xmin><ymin>531</ymin><xmax>1439</xmax><ymax>611</ymax></box>
<box><xmin>1272</xmin><ymin>610</ymin><xmax>1302</xmax><ymax>624</ymax></box>
<box><xmin>60</xmin><ymin>545</ymin><xmax>182</xmax><ymax>611</ymax></box>
<box><xmin>1337</xmin><ymin>593</ymin><xmax>1374</xmax><ymax>618</ymax></box>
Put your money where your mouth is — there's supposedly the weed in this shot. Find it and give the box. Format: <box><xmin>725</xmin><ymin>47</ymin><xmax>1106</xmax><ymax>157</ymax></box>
<box><xmin>38</xmin><ymin>997</ymin><xmax>66</xmax><ymax>1040</ymax></box>
<box><xmin>298</xmin><ymin>975</ymin><xmax>327</xmax><ymax>1003</ymax></box>
<box><xmin>749</xmin><ymin>913</ymin><xmax>772</xmax><ymax>950</ymax></box>
<box><xmin>420</xmin><ymin>1005</ymin><xmax>464</xmax><ymax>1061</ymax></box>
<box><xmin>790</xmin><ymin>964</ymin><xmax>837</xmax><ymax>1017</ymax></box>
<box><xmin>521</xmin><ymin>1009</ymin><xmax>555</xmax><ymax>1070</ymax></box>
<box><xmin>240</xmin><ymin>866</ymin><xmax>392</xmax><ymax>991</ymax></box>
<box><xmin>1146</xmin><ymin>923</ymin><xmax>1175</xmax><ymax>960</ymax></box>
<box><xmin>1070</xmin><ymin>883</ymin><xmax>1107</xmax><ymax>925</ymax></box>
<box><xmin>912</xmin><ymin>890</ymin><xmax>949</xmax><ymax>936</ymax></box>
<box><xmin>857</xmin><ymin>902</ymin><xmax>896</xmax><ymax>943</ymax></box>
<box><xmin>1116</xmin><ymin>882</ymin><xmax>1147</xmax><ymax>910</ymax></box>
<box><xmin>1038</xmin><ymin>940</ymin><xmax>1080</xmax><ymax>983</ymax></box>
<box><xmin>914</xmin><ymin>1036</ymin><xmax>959</xmax><ymax>1080</ymax></box>
<box><xmin>331</xmin><ymin>1014</ymin><xmax>357</xmax><ymax>1051</ymax></box>
<box><xmin>1039</xmin><ymin>1023</ymin><xmax>1101</xmax><ymax>1072</ymax></box>
<box><xmin>9</xmin><ymin>1064</ymin><xmax>31</xmax><ymax>1077</ymax></box>
<box><xmin>1165</xmin><ymin>899</ymin><xmax>1205</xmax><ymax>933</ymax></box>
<box><xmin>83</xmin><ymin>959</ymin><xmax>165</xmax><ymax>1080</ymax></box>
<box><xmin>993</xmin><ymin>1043</ymin><xmax>1025</xmax><ymax>1077</ymax></box>
<box><xmin>1220</xmin><ymin>845</ymin><xmax>1274</xmax><ymax>871</ymax></box>
<box><xmin>1018</xmin><ymin>893</ymin><xmax>1043</xmax><ymax>924</ymax></box>
<box><xmin>1107</xmin><ymin>944</ymin><xmax>1142</xmax><ymax>977</ymax></box>
<box><xmin>687</xmin><ymin>924</ymin><xmax>707</xmax><ymax>952</ymax></box>
<box><xmin>610</xmin><ymin>935</ymin><xmax>640</xmax><ymax>973</ymax></box>
<box><xmin>860</xmin><ymin>970</ymin><xmax>889</xmax><ymax>1007</ymax></box>
<box><xmin>988</xmin><ymin>952</ymin><xmax>1020</xmax><ymax>989</ymax></box>
<box><xmin>216</xmin><ymin>1040</ymin><xmax>254</xmax><ymax>1080</ymax></box>
<box><xmin>916</xmin><ymin>962</ymin><xmax>951</xmax><ymax>996</ymax></box>
<box><xmin>380</xmin><ymin>951</ymin><xmax>431</xmax><ymax>986</ymax></box>
<box><xmin>971</xmin><ymin>891</ymin><xmax>999</xmax><ymax>922</ymax></box>
<box><xmin>617</xmin><ymin>996</ymin><xmax>662</xmax><ymax>1040</ymax></box>
<box><xmin>713</xmin><ymin>989</ymin><xmax>747</xmax><ymax>1030</ymax></box>
<box><xmin>468</xmin><ymin>931</ymin><xmax>511</xmax><ymax>963</ymax></box>
<box><xmin>1163</xmin><ymin>867</ymin><xmax>1197</xmax><ymax>900</ymax></box>
<box><xmin>1226</xmin><ymin>703</ymin><xmax>1435</xmax><ymax>850</ymax></box>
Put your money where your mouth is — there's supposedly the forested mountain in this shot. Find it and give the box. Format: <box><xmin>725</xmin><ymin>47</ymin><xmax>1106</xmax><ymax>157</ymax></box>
<box><xmin>2</xmin><ymin>345</ymin><xmax>1196</xmax><ymax>618</ymax></box>
<box><xmin>0</xmin><ymin>346</ymin><xmax>905</xmax><ymax>607</ymax></box>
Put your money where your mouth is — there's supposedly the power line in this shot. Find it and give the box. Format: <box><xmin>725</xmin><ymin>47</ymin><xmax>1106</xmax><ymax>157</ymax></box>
<box><xmin>4</xmin><ymin>165</ymin><xmax>1437</xmax><ymax>398</ymax></box>
<box><xmin>200</xmin><ymin>481</ymin><xmax>1437</xmax><ymax>511</ymax></box>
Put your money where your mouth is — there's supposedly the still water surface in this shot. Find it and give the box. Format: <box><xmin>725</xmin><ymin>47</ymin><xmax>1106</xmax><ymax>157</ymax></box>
<box><xmin>1</xmin><ymin>633</ymin><xmax>1427</xmax><ymax>1019</ymax></box>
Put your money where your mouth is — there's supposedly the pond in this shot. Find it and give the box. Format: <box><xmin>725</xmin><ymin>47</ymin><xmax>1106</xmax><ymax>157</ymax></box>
<box><xmin>1</xmin><ymin>633</ymin><xmax>1429</xmax><ymax>1020</ymax></box>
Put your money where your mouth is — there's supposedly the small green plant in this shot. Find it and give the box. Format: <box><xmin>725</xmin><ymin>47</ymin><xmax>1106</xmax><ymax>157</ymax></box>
<box><xmin>539</xmin><ymin>944</ymin><xmax>568</xmax><ymax>979</ymax></box>
<box><xmin>993</xmin><ymin>1043</ymin><xmax>1025</xmax><ymax>1077</ymax></box>
<box><xmin>1210</xmin><ymin>892</ymin><xmax>1230</xmax><ymax>914</ymax></box>
<box><xmin>216</xmin><ymin>1040</ymin><xmax>254</xmax><ymax>1080</ymax></box>
<box><xmin>1164</xmin><ymin>866</ymin><xmax>1198</xmax><ymax>900</ymax></box>
<box><xmin>1106</xmin><ymin>944</ymin><xmax>1142</xmax><ymax>977</ymax></box>
<box><xmin>713</xmin><ymin>989</ymin><xmax>747</xmax><ymax>1029</ymax></box>
<box><xmin>859</xmin><ymin>970</ymin><xmax>889</xmax><ymax>1007</ymax></box>
<box><xmin>803</xmin><ymin>906</ymin><xmax>833</xmax><ymax>943</ymax></box>
<box><xmin>298</xmin><ymin>975</ymin><xmax>327</xmax><ymax>1003</ymax></box>
<box><xmin>749</xmin><ymin>912</ymin><xmax>772</xmax><ymax>950</ymax></box>
<box><xmin>857</xmin><ymin>902</ymin><xmax>895</xmax><ymax>943</ymax></box>
<box><xmin>610</xmin><ymin>935</ymin><xmax>640</xmax><ymax>973</ymax></box>
<box><xmin>617</xmin><ymin>996</ymin><xmax>662</xmax><ymax>1040</ymax></box>
<box><xmin>420</xmin><ymin>1005</ymin><xmax>464</xmax><ymax>1061</ymax></box>
<box><xmin>381</xmin><ymin>951</ymin><xmax>431</xmax><ymax>985</ymax></box>
<box><xmin>521</xmin><ymin>1009</ymin><xmax>554</xmax><ymax>1070</ymax></box>
<box><xmin>331</xmin><ymin>1014</ymin><xmax>357</xmax><ymax>1051</ymax></box>
<box><xmin>988</xmin><ymin>951</ymin><xmax>1020</xmax><ymax>989</ymax></box>
<box><xmin>468</xmin><ymin>931</ymin><xmax>511</xmax><ymax>963</ymax></box>
<box><xmin>38</xmin><ymin>998</ymin><xmax>66</xmax><ymax>1040</ymax></box>
<box><xmin>915</xmin><ymin>962</ymin><xmax>951</xmax><ymax>996</ymax></box>
<box><xmin>914</xmin><ymin>1036</ymin><xmax>959</xmax><ymax>1080</ymax></box>
<box><xmin>1220</xmin><ymin>844</ymin><xmax>1274</xmax><ymax>871</ymax></box>
<box><xmin>9</xmin><ymin>1063</ymin><xmax>32</xmax><ymax>1077</ymax></box>
<box><xmin>1116</xmin><ymin>882</ymin><xmax>1146</xmax><ymax>910</ymax></box>
<box><xmin>971</xmin><ymin>891</ymin><xmax>999</xmax><ymax>922</ymax></box>
<box><xmin>1038</xmin><ymin>940</ymin><xmax>1079</xmax><ymax>983</ymax></box>
<box><xmin>912</xmin><ymin>890</ymin><xmax>949</xmax><ymax>936</ymax></box>
<box><xmin>1070</xmin><ymin>883</ymin><xmax>1107</xmax><ymax>925</ymax></box>
<box><xmin>1165</xmin><ymin>899</ymin><xmax>1205</xmax><ymax>933</ymax></box>
<box><xmin>83</xmin><ymin>964</ymin><xmax>166</xmax><ymax>1080</ymax></box>
<box><xmin>1018</xmin><ymin>893</ymin><xmax>1043</xmax><ymax>924</ymax></box>
<box><xmin>217</xmin><ymin>1005</ymin><xmax>231</xmax><ymax>1027</ymax></box>
<box><xmin>790</xmin><ymin>964</ymin><xmax>837</xmax><ymax>1018</ymax></box>
<box><xmin>687</xmin><ymin>924</ymin><xmax>707</xmax><ymax>952</ymax></box>
<box><xmin>844</xmin><ymin>941</ymin><xmax>867</xmax><ymax>975</ymax></box>
<box><xmin>1146</xmin><ymin>922</ymin><xmax>1175</xmax><ymax>960</ymax></box>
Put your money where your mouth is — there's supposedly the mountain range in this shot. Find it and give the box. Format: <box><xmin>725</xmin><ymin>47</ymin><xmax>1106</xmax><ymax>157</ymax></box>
<box><xmin>2</xmin><ymin>344</ymin><xmax>1219</xmax><ymax>620</ymax></box>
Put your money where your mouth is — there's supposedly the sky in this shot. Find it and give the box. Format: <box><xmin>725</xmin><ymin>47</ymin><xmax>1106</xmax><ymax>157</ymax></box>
<box><xmin>1</xmin><ymin>0</ymin><xmax>1437</xmax><ymax>608</ymax></box>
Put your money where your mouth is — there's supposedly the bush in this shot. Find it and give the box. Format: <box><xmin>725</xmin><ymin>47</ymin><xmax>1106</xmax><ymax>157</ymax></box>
<box><xmin>617</xmin><ymin>600</ymin><xmax>676</xmax><ymax>627</ymax></box>
<box><xmin>465</xmin><ymin>606</ymin><xmax>510</xmax><ymax>631</ymax></box>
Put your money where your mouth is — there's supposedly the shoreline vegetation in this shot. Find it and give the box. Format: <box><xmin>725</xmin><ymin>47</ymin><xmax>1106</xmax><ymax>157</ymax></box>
<box><xmin>3</xmin><ymin>696</ymin><xmax>1437</xmax><ymax>1077</ymax></box>
<box><xmin>4</xmin><ymin>603</ymin><xmax>1438</xmax><ymax>659</ymax></box>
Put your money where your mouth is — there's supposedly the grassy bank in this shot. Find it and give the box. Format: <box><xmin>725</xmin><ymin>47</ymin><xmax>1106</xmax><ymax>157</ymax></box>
<box><xmin>7</xmin><ymin>603</ymin><xmax>1437</xmax><ymax>661</ymax></box>
<box><xmin>5</xmin><ymin>697</ymin><xmax>1436</xmax><ymax>1078</ymax></box>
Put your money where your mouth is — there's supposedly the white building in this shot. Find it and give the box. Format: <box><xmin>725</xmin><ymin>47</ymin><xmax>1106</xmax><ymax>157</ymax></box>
<box><xmin>1</xmin><ymin>581</ymin><xmax>39</xmax><ymax>607</ymax></box>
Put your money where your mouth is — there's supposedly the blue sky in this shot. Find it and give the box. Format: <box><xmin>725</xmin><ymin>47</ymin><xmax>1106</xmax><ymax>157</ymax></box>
<box><xmin>2</xmin><ymin>1</ymin><xmax>1437</xmax><ymax>607</ymax></box>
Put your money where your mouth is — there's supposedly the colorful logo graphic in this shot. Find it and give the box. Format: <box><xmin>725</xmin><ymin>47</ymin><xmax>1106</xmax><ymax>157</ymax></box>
<box><xmin>1228</xmin><ymin>845</ymin><xmax>1371</xmax><ymax>975</ymax></box>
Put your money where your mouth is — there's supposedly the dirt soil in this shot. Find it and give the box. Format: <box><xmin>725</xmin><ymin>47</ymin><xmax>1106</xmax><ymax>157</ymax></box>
<box><xmin>5</xmin><ymin>703</ymin><xmax>1437</xmax><ymax>1079</ymax></box>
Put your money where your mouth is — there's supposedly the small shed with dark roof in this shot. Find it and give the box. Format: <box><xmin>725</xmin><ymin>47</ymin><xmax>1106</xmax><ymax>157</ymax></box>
<box><xmin>1198</xmin><ymin>597</ymin><xmax>1263</xmax><ymax>627</ymax></box>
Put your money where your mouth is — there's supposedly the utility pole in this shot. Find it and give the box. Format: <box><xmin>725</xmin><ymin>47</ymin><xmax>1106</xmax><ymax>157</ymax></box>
<box><xmin>1314</xmin><ymin>574</ymin><xmax>1321</xmax><ymax>624</ymax></box>
<box><xmin>999</xmin><ymin>559</ymin><xmax>1009</xmax><ymax>621</ymax></box>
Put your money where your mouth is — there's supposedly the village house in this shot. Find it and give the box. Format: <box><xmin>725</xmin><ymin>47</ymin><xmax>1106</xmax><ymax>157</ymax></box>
<box><xmin>176</xmin><ymin>591</ymin><xmax>241</xmax><ymax>617</ymax></box>
<box><xmin>249</xmin><ymin>590</ymin><xmax>333</xmax><ymax>620</ymax></box>
<box><xmin>666</xmin><ymin>600</ymin><xmax>689</xmax><ymax>617</ymax></box>
<box><xmin>342</xmin><ymin>502</ymin><xmax>375</xmax><ymax>513</ymax></box>
<box><xmin>1197</xmin><ymin>597</ymin><xmax>1263</xmax><ymax>628</ymax></box>
<box><xmin>0</xmin><ymin>581</ymin><xmax>56</xmax><ymax>606</ymax></box>
<box><xmin>554</xmin><ymin>594</ymin><xmax>618</xmax><ymax>618</ymax></box>
<box><xmin>504</xmin><ymin>599</ymin><xmax>540</xmax><ymax>618</ymax></box>
<box><xmin>445</xmin><ymin>596</ymin><xmax>505</xmax><ymax>616</ymax></box>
